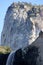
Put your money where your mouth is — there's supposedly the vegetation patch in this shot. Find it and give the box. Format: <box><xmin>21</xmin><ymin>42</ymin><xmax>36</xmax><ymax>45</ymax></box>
<box><xmin>0</xmin><ymin>46</ymin><xmax>11</xmax><ymax>54</ymax></box>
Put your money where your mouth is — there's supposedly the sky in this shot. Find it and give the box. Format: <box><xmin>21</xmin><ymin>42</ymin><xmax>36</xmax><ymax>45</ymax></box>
<box><xmin>0</xmin><ymin>0</ymin><xmax>43</xmax><ymax>37</ymax></box>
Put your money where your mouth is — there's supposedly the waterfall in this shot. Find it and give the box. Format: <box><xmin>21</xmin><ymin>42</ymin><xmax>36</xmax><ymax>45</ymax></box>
<box><xmin>6</xmin><ymin>51</ymin><xmax>15</xmax><ymax>65</ymax></box>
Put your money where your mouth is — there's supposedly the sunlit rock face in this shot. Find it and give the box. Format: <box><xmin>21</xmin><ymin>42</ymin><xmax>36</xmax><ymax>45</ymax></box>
<box><xmin>1</xmin><ymin>2</ymin><xmax>43</xmax><ymax>50</ymax></box>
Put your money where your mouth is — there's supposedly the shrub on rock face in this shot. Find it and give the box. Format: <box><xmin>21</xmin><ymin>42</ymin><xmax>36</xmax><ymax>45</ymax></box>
<box><xmin>0</xmin><ymin>46</ymin><xmax>11</xmax><ymax>54</ymax></box>
<box><xmin>13</xmin><ymin>46</ymin><xmax>39</xmax><ymax>65</ymax></box>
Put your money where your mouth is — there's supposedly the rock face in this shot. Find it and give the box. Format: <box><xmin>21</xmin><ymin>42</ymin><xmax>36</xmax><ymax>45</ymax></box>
<box><xmin>1</xmin><ymin>2</ymin><xmax>43</xmax><ymax>50</ymax></box>
<box><xmin>31</xmin><ymin>31</ymin><xmax>43</xmax><ymax>65</ymax></box>
<box><xmin>6</xmin><ymin>31</ymin><xmax>43</xmax><ymax>65</ymax></box>
<box><xmin>6</xmin><ymin>47</ymin><xmax>39</xmax><ymax>65</ymax></box>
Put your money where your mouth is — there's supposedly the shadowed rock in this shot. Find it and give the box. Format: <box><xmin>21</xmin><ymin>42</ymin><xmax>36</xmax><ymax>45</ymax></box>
<box><xmin>6</xmin><ymin>46</ymin><xmax>39</xmax><ymax>65</ymax></box>
<box><xmin>31</xmin><ymin>31</ymin><xmax>43</xmax><ymax>65</ymax></box>
<box><xmin>0</xmin><ymin>53</ymin><xmax>9</xmax><ymax>65</ymax></box>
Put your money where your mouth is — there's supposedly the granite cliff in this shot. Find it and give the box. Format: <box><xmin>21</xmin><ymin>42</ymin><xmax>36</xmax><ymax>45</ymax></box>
<box><xmin>1</xmin><ymin>2</ymin><xmax>43</xmax><ymax>50</ymax></box>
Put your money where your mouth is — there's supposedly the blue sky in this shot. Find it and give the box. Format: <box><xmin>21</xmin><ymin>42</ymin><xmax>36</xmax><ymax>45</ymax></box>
<box><xmin>0</xmin><ymin>0</ymin><xmax>43</xmax><ymax>37</ymax></box>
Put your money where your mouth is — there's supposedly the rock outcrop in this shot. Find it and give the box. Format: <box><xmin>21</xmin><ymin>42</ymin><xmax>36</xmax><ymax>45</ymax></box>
<box><xmin>1</xmin><ymin>2</ymin><xmax>43</xmax><ymax>50</ymax></box>
<box><xmin>6</xmin><ymin>47</ymin><xmax>39</xmax><ymax>65</ymax></box>
<box><xmin>31</xmin><ymin>31</ymin><xmax>43</xmax><ymax>65</ymax></box>
<box><xmin>6</xmin><ymin>31</ymin><xmax>43</xmax><ymax>65</ymax></box>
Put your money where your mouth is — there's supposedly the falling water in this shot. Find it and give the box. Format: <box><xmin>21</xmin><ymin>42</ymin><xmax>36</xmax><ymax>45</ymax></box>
<box><xmin>6</xmin><ymin>51</ymin><xmax>15</xmax><ymax>65</ymax></box>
